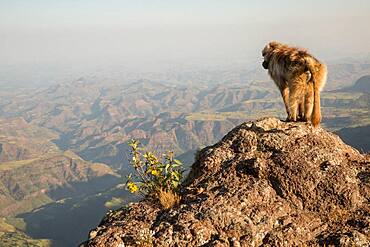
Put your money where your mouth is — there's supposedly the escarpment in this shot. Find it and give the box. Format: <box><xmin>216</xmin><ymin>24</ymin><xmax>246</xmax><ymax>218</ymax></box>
<box><xmin>82</xmin><ymin>118</ymin><xmax>370</xmax><ymax>247</ymax></box>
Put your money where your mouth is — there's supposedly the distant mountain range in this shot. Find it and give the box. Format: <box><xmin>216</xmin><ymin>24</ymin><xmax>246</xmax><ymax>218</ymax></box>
<box><xmin>336</xmin><ymin>124</ymin><xmax>370</xmax><ymax>153</ymax></box>
<box><xmin>0</xmin><ymin>62</ymin><xmax>370</xmax><ymax>246</ymax></box>
<box><xmin>0</xmin><ymin>118</ymin><xmax>120</xmax><ymax>246</ymax></box>
<box><xmin>337</xmin><ymin>75</ymin><xmax>370</xmax><ymax>93</ymax></box>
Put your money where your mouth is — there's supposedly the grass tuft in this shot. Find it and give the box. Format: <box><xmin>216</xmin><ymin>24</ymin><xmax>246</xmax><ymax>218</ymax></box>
<box><xmin>157</xmin><ymin>189</ymin><xmax>181</xmax><ymax>209</ymax></box>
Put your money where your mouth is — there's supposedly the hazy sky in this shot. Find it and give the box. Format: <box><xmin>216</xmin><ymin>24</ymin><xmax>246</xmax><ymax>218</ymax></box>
<box><xmin>1</xmin><ymin>0</ymin><xmax>370</xmax><ymax>83</ymax></box>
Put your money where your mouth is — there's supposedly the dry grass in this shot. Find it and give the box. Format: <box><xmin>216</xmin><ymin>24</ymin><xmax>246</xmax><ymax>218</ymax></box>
<box><xmin>157</xmin><ymin>189</ymin><xmax>181</xmax><ymax>209</ymax></box>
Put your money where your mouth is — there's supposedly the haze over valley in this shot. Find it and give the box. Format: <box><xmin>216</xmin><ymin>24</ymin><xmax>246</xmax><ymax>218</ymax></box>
<box><xmin>1</xmin><ymin>1</ymin><xmax>370</xmax><ymax>246</ymax></box>
<box><xmin>1</xmin><ymin>58</ymin><xmax>370</xmax><ymax>245</ymax></box>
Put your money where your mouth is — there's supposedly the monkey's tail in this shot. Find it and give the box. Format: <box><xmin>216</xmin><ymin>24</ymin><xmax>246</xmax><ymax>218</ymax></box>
<box><xmin>305</xmin><ymin>56</ymin><xmax>327</xmax><ymax>127</ymax></box>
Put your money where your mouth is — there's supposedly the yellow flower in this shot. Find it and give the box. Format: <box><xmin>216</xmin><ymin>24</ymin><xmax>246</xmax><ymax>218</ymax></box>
<box><xmin>127</xmin><ymin>182</ymin><xmax>139</xmax><ymax>193</ymax></box>
<box><xmin>151</xmin><ymin>169</ymin><xmax>160</xmax><ymax>176</ymax></box>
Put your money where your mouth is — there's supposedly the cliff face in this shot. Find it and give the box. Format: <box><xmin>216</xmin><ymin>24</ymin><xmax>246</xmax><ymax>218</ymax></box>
<box><xmin>0</xmin><ymin>153</ymin><xmax>118</xmax><ymax>217</ymax></box>
<box><xmin>82</xmin><ymin>118</ymin><xmax>370</xmax><ymax>246</ymax></box>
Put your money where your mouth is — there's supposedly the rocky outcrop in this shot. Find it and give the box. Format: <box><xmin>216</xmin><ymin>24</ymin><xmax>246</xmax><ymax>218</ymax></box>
<box><xmin>82</xmin><ymin>118</ymin><xmax>370</xmax><ymax>246</ymax></box>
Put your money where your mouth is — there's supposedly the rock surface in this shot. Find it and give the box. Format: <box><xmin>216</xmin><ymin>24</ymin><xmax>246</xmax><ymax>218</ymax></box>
<box><xmin>82</xmin><ymin>118</ymin><xmax>370</xmax><ymax>246</ymax></box>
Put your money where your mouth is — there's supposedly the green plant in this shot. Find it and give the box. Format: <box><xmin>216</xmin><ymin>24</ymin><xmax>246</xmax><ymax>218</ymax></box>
<box><xmin>126</xmin><ymin>140</ymin><xmax>184</xmax><ymax>207</ymax></box>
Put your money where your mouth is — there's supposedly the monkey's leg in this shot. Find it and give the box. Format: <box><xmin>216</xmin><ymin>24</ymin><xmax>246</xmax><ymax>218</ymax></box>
<box><xmin>304</xmin><ymin>82</ymin><xmax>314</xmax><ymax>121</ymax></box>
<box><xmin>288</xmin><ymin>81</ymin><xmax>305</xmax><ymax>122</ymax></box>
<box><xmin>279</xmin><ymin>86</ymin><xmax>291</xmax><ymax>121</ymax></box>
<box><xmin>298</xmin><ymin>81</ymin><xmax>308</xmax><ymax>121</ymax></box>
<box><xmin>298</xmin><ymin>101</ymin><xmax>305</xmax><ymax>121</ymax></box>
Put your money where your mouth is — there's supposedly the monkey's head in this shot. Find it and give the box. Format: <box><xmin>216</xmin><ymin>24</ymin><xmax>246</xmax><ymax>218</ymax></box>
<box><xmin>262</xmin><ymin>41</ymin><xmax>283</xmax><ymax>69</ymax></box>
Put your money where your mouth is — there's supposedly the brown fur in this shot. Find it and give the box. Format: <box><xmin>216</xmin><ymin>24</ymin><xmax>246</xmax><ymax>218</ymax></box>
<box><xmin>262</xmin><ymin>41</ymin><xmax>327</xmax><ymax>127</ymax></box>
